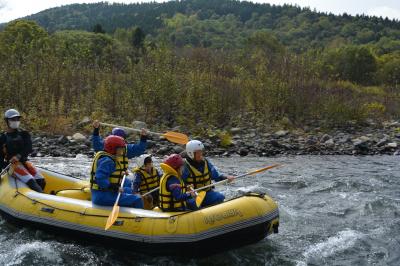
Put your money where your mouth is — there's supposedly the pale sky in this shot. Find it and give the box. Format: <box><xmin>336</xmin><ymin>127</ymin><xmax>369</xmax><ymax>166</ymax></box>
<box><xmin>0</xmin><ymin>0</ymin><xmax>399</xmax><ymax>23</ymax></box>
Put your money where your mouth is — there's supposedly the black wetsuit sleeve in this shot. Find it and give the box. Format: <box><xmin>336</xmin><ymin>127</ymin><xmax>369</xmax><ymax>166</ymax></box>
<box><xmin>0</xmin><ymin>134</ymin><xmax>6</xmax><ymax>169</ymax></box>
<box><xmin>19</xmin><ymin>131</ymin><xmax>33</xmax><ymax>161</ymax></box>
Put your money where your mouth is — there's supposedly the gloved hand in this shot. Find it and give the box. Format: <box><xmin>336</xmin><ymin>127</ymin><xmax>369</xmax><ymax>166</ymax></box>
<box><xmin>187</xmin><ymin>185</ymin><xmax>197</xmax><ymax>198</ymax></box>
<box><xmin>226</xmin><ymin>175</ymin><xmax>235</xmax><ymax>183</ymax></box>
<box><xmin>10</xmin><ymin>155</ymin><xmax>19</xmax><ymax>163</ymax></box>
<box><xmin>93</xmin><ymin>120</ymin><xmax>100</xmax><ymax>129</ymax></box>
<box><xmin>169</xmin><ymin>183</ymin><xmax>182</xmax><ymax>190</ymax></box>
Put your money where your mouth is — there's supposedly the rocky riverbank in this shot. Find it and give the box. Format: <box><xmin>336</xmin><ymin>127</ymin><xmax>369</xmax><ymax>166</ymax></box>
<box><xmin>30</xmin><ymin>120</ymin><xmax>400</xmax><ymax>158</ymax></box>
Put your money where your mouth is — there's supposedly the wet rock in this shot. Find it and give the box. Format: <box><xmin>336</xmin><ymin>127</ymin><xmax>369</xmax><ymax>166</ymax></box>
<box><xmin>78</xmin><ymin>144</ymin><xmax>88</xmax><ymax>150</ymax></box>
<box><xmin>51</xmin><ymin>151</ymin><xmax>62</xmax><ymax>157</ymax></box>
<box><xmin>352</xmin><ymin>136</ymin><xmax>370</xmax><ymax>150</ymax></box>
<box><xmin>72</xmin><ymin>133</ymin><xmax>87</xmax><ymax>142</ymax></box>
<box><xmin>238</xmin><ymin>148</ymin><xmax>249</xmax><ymax>156</ymax></box>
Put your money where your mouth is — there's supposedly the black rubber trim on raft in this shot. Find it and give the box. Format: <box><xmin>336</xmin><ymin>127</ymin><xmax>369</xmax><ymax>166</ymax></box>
<box><xmin>0</xmin><ymin>206</ymin><xmax>276</xmax><ymax>257</ymax></box>
<box><xmin>37</xmin><ymin>166</ymin><xmax>84</xmax><ymax>180</ymax></box>
<box><xmin>0</xmin><ymin>203</ymin><xmax>278</xmax><ymax>244</ymax></box>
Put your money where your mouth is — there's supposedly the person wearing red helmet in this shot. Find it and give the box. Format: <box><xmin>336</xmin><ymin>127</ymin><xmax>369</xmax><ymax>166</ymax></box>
<box><xmin>91</xmin><ymin>120</ymin><xmax>148</xmax><ymax>189</ymax></box>
<box><xmin>90</xmin><ymin>135</ymin><xmax>143</xmax><ymax>208</ymax></box>
<box><xmin>158</xmin><ymin>154</ymin><xmax>197</xmax><ymax>212</ymax></box>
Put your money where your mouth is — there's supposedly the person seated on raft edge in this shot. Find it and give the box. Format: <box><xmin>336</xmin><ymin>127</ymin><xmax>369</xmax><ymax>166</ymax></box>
<box><xmin>182</xmin><ymin>140</ymin><xmax>235</xmax><ymax>208</ymax></box>
<box><xmin>90</xmin><ymin>135</ymin><xmax>144</xmax><ymax>208</ymax></box>
<box><xmin>0</xmin><ymin>109</ymin><xmax>46</xmax><ymax>193</ymax></box>
<box><xmin>132</xmin><ymin>154</ymin><xmax>162</xmax><ymax>208</ymax></box>
<box><xmin>159</xmin><ymin>154</ymin><xmax>197</xmax><ymax>212</ymax></box>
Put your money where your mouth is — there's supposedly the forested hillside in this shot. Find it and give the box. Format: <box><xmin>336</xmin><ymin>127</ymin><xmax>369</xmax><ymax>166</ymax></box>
<box><xmin>13</xmin><ymin>0</ymin><xmax>400</xmax><ymax>53</ymax></box>
<box><xmin>0</xmin><ymin>0</ymin><xmax>399</xmax><ymax>135</ymax></box>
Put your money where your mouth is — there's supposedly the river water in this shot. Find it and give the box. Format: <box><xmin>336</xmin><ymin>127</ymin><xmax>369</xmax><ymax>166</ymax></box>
<box><xmin>0</xmin><ymin>155</ymin><xmax>399</xmax><ymax>266</ymax></box>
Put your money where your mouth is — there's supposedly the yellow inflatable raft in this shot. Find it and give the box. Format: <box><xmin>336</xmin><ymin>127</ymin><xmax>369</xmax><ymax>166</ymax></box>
<box><xmin>0</xmin><ymin>167</ymin><xmax>279</xmax><ymax>255</ymax></box>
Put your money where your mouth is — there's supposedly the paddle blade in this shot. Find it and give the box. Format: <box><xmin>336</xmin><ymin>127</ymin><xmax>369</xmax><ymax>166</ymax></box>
<box><xmin>195</xmin><ymin>191</ymin><xmax>207</xmax><ymax>207</ymax></box>
<box><xmin>162</xmin><ymin>131</ymin><xmax>189</xmax><ymax>144</ymax></box>
<box><xmin>105</xmin><ymin>205</ymin><xmax>120</xmax><ymax>230</ymax></box>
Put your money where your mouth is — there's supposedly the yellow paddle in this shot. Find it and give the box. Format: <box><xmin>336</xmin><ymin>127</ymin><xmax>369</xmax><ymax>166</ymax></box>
<box><xmin>99</xmin><ymin>122</ymin><xmax>189</xmax><ymax>145</ymax></box>
<box><xmin>193</xmin><ymin>164</ymin><xmax>282</xmax><ymax>206</ymax></box>
<box><xmin>105</xmin><ymin>174</ymin><xmax>127</xmax><ymax>230</ymax></box>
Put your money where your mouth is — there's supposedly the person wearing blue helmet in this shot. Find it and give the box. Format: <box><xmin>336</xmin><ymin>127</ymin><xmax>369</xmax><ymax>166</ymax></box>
<box><xmin>91</xmin><ymin>120</ymin><xmax>147</xmax><ymax>159</ymax></box>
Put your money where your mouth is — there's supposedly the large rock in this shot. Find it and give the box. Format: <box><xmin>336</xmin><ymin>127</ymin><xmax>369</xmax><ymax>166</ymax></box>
<box><xmin>230</xmin><ymin>127</ymin><xmax>242</xmax><ymax>134</ymax></box>
<box><xmin>377</xmin><ymin>138</ymin><xmax>389</xmax><ymax>147</ymax></box>
<box><xmin>72</xmin><ymin>133</ymin><xmax>87</xmax><ymax>142</ymax></box>
<box><xmin>320</xmin><ymin>134</ymin><xmax>331</xmax><ymax>143</ymax></box>
<box><xmin>324</xmin><ymin>139</ymin><xmax>335</xmax><ymax>147</ymax></box>
<box><xmin>385</xmin><ymin>142</ymin><xmax>398</xmax><ymax>149</ymax></box>
<box><xmin>352</xmin><ymin>136</ymin><xmax>370</xmax><ymax>150</ymax></box>
<box><xmin>274</xmin><ymin>130</ymin><xmax>289</xmax><ymax>138</ymax></box>
<box><xmin>131</xmin><ymin>120</ymin><xmax>147</xmax><ymax>129</ymax></box>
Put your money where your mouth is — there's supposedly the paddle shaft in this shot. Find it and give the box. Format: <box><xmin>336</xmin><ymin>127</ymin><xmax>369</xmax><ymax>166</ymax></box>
<box><xmin>114</xmin><ymin>174</ymin><xmax>127</xmax><ymax>205</ymax></box>
<box><xmin>141</xmin><ymin>185</ymin><xmax>198</xmax><ymax>197</ymax></box>
<box><xmin>142</xmin><ymin>186</ymin><xmax>159</xmax><ymax>197</ymax></box>
<box><xmin>143</xmin><ymin>164</ymin><xmax>280</xmax><ymax>196</ymax></box>
<box><xmin>193</xmin><ymin>164</ymin><xmax>281</xmax><ymax>193</ymax></box>
<box><xmin>99</xmin><ymin>122</ymin><xmax>162</xmax><ymax>136</ymax></box>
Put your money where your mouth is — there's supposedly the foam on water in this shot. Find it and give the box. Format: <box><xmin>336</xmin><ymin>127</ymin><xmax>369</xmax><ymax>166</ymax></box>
<box><xmin>0</xmin><ymin>241</ymin><xmax>62</xmax><ymax>266</ymax></box>
<box><xmin>234</xmin><ymin>184</ymin><xmax>261</xmax><ymax>193</ymax></box>
<box><xmin>302</xmin><ymin>229</ymin><xmax>363</xmax><ymax>263</ymax></box>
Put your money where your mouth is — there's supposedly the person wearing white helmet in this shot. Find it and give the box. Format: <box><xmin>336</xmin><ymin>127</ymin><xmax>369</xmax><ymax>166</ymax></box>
<box><xmin>182</xmin><ymin>140</ymin><xmax>235</xmax><ymax>207</ymax></box>
<box><xmin>0</xmin><ymin>109</ymin><xmax>46</xmax><ymax>192</ymax></box>
<box><xmin>132</xmin><ymin>154</ymin><xmax>162</xmax><ymax>208</ymax></box>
